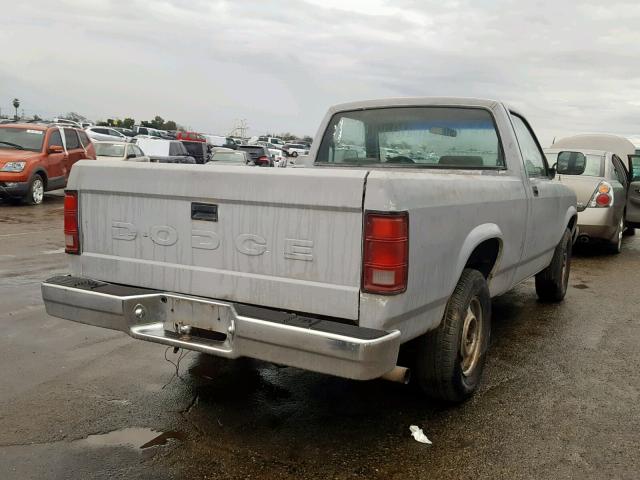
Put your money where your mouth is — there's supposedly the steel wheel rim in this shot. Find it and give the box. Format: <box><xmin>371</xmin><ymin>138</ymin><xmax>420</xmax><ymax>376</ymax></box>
<box><xmin>461</xmin><ymin>297</ymin><xmax>483</xmax><ymax>377</ymax></box>
<box><xmin>32</xmin><ymin>178</ymin><xmax>44</xmax><ymax>204</ymax></box>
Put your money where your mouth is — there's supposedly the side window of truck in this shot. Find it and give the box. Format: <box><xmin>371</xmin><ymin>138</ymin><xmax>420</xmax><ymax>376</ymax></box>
<box><xmin>510</xmin><ymin>114</ymin><xmax>548</xmax><ymax>177</ymax></box>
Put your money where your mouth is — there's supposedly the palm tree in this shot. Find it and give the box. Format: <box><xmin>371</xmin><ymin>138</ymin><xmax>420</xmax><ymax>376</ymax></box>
<box><xmin>12</xmin><ymin>98</ymin><xmax>20</xmax><ymax>120</ymax></box>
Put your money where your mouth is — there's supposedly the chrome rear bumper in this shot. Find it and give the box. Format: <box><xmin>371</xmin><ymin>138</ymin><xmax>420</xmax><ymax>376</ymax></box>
<box><xmin>41</xmin><ymin>276</ymin><xmax>401</xmax><ymax>380</ymax></box>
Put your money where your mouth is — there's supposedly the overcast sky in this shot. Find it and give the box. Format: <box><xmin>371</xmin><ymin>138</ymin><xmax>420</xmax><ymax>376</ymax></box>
<box><xmin>2</xmin><ymin>0</ymin><xmax>640</xmax><ymax>144</ymax></box>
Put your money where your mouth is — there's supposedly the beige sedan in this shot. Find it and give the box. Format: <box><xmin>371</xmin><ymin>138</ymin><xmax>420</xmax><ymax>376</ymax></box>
<box><xmin>545</xmin><ymin>148</ymin><xmax>630</xmax><ymax>253</ymax></box>
<box><xmin>94</xmin><ymin>141</ymin><xmax>149</xmax><ymax>162</ymax></box>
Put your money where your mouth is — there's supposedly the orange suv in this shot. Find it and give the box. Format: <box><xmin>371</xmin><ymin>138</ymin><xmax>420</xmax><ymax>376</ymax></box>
<box><xmin>0</xmin><ymin>122</ymin><xmax>96</xmax><ymax>204</ymax></box>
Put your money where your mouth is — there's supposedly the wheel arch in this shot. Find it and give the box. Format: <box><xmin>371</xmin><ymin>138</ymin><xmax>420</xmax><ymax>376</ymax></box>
<box><xmin>30</xmin><ymin>167</ymin><xmax>48</xmax><ymax>188</ymax></box>
<box><xmin>564</xmin><ymin>206</ymin><xmax>578</xmax><ymax>243</ymax></box>
<box><xmin>454</xmin><ymin>224</ymin><xmax>504</xmax><ymax>284</ymax></box>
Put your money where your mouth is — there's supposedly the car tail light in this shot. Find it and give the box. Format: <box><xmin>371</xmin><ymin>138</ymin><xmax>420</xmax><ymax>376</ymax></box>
<box><xmin>588</xmin><ymin>181</ymin><xmax>613</xmax><ymax>208</ymax></box>
<box><xmin>257</xmin><ymin>155</ymin><xmax>269</xmax><ymax>165</ymax></box>
<box><xmin>64</xmin><ymin>191</ymin><xmax>80</xmax><ymax>254</ymax></box>
<box><xmin>363</xmin><ymin>212</ymin><xmax>408</xmax><ymax>294</ymax></box>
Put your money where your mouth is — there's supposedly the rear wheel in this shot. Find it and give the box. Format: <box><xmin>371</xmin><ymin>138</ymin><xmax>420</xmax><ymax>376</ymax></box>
<box><xmin>535</xmin><ymin>229</ymin><xmax>571</xmax><ymax>302</ymax></box>
<box><xmin>412</xmin><ymin>269</ymin><xmax>491</xmax><ymax>403</ymax></box>
<box><xmin>608</xmin><ymin>217</ymin><xmax>624</xmax><ymax>254</ymax></box>
<box><xmin>24</xmin><ymin>174</ymin><xmax>45</xmax><ymax>205</ymax></box>
<box><xmin>292</xmin><ymin>151</ymin><xmax>298</xmax><ymax>157</ymax></box>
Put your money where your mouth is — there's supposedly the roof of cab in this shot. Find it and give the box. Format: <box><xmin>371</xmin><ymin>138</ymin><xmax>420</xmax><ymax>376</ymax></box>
<box><xmin>329</xmin><ymin>97</ymin><xmax>503</xmax><ymax>113</ymax></box>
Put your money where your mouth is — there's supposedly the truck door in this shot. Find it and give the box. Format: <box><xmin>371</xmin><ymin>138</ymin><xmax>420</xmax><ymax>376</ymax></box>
<box><xmin>510</xmin><ymin>112</ymin><xmax>565</xmax><ymax>281</ymax></box>
<box><xmin>625</xmin><ymin>155</ymin><xmax>640</xmax><ymax>226</ymax></box>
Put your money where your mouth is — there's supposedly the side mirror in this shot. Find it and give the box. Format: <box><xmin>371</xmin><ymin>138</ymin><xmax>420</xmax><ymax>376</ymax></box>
<box><xmin>556</xmin><ymin>151</ymin><xmax>587</xmax><ymax>175</ymax></box>
<box><xmin>48</xmin><ymin>145</ymin><xmax>64</xmax><ymax>154</ymax></box>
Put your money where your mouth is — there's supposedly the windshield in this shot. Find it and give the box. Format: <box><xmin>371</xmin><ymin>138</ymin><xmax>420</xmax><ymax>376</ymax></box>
<box><xmin>95</xmin><ymin>143</ymin><xmax>125</xmax><ymax>157</ymax></box>
<box><xmin>210</xmin><ymin>152</ymin><xmax>245</xmax><ymax>163</ymax></box>
<box><xmin>317</xmin><ymin>107</ymin><xmax>504</xmax><ymax>168</ymax></box>
<box><xmin>545</xmin><ymin>152</ymin><xmax>604</xmax><ymax>176</ymax></box>
<box><xmin>0</xmin><ymin>127</ymin><xmax>45</xmax><ymax>152</ymax></box>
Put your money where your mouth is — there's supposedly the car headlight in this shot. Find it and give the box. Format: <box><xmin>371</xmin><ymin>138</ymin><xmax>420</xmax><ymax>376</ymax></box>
<box><xmin>1</xmin><ymin>161</ymin><xmax>26</xmax><ymax>172</ymax></box>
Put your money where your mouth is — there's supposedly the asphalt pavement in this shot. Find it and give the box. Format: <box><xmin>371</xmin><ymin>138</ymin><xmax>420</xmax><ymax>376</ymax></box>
<box><xmin>1</xmin><ymin>192</ymin><xmax>638</xmax><ymax>479</ymax></box>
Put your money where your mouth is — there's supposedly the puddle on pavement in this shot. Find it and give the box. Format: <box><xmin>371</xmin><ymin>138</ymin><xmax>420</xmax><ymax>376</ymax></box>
<box><xmin>573</xmin><ymin>283</ymin><xmax>589</xmax><ymax>289</ymax></box>
<box><xmin>76</xmin><ymin>428</ymin><xmax>185</xmax><ymax>450</ymax></box>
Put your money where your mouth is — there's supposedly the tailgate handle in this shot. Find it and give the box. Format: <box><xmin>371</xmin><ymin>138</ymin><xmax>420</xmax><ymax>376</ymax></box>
<box><xmin>191</xmin><ymin>203</ymin><xmax>218</xmax><ymax>222</ymax></box>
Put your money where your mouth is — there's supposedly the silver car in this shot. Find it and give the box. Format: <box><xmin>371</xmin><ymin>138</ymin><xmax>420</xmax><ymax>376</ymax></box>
<box><xmin>545</xmin><ymin>148</ymin><xmax>631</xmax><ymax>253</ymax></box>
<box><xmin>85</xmin><ymin>126</ymin><xmax>129</xmax><ymax>143</ymax></box>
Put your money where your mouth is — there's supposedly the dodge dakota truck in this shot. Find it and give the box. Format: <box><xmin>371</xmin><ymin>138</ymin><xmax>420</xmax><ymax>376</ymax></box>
<box><xmin>42</xmin><ymin>98</ymin><xmax>577</xmax><ymax>402</ymax></box>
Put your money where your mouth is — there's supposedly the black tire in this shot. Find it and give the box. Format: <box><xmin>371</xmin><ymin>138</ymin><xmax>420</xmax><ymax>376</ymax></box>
<box><xmin>24</xmin><ymin>174</ymin><xmax>45</xmax><ymax>205</ymax></box>
<box><xmin>535</xmin><ymin>229</ymin><xmax>571</xmax><ymax>302</ymax></box>
<box><xmin>623</xmin><ymin>226</ymin><xmax>635</xmax><ymax>236</ymax></box>
<box><xmin>413</xmin><ymin>269</ymin><xmax>491</xmax><ymax>403</ymax></box>
<box><xmin>292</xmin><ymin>151</ymin><xmax>298</xmax><ymax>157</ymax></box>
<box><xmin>607</xmin><ymin>217</ymin><xmax>624</xmax><ymax>254</ymax></box>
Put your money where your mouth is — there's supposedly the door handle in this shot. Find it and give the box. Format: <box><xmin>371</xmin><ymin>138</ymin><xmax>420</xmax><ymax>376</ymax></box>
<box><xmin>532</xmin><ymin>186</ymin><xmax>539</xmax><ymax>196</ymax></box>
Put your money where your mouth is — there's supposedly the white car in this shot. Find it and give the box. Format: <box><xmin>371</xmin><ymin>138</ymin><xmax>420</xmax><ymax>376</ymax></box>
<box><xmin>257</xmin><ymin>136</ymin><xmax>285</xmax><ymax>148</ymax></box>
<box><xmin>94</xmin><ymin>141</ymin><xmax>149</xmax><ymax>162</ymax></box>
<box><xmin>283</xmin><ymin>143</ymin><xmax>310</xmax><ymax>158</ymax></box>
<box><xmin>133</xmin><ymin>126</ymin><xmax>163</xmax><ymax>137</ymax></box>
<box><xmin>85</xmin><ymin>126</ymin><xmax>129</xmax><ymax>143</ymax></box>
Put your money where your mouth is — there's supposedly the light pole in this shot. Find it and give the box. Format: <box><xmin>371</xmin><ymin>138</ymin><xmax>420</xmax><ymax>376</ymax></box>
<box><xmin>12</xmin><ymin>98</ymin><xmax>20</xmax><ymax>120</ymax></box>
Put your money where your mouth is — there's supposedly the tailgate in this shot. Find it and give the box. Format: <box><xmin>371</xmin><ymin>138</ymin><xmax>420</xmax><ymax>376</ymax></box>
<box><xmin>69</xmin><ymin>161</ymin><xmax>366</xmax><ymax>320</ymax></box>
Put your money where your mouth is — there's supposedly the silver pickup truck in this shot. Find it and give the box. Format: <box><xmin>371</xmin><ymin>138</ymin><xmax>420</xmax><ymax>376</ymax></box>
<box><xmin>42</xmin><ymin>98</ymin><xmax>577</xmax><ymax>402</ymax></box>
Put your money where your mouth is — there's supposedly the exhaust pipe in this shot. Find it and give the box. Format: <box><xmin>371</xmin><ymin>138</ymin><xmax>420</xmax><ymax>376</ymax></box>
<box><xmin>380</xmin><ymin>366</ymin><xmax>411</xmax><ymax>384</ymax></box>
<box><xmin>578</xmin><ymin>235</ymin><xmax>590</xmax><ymax>244</ymax></box>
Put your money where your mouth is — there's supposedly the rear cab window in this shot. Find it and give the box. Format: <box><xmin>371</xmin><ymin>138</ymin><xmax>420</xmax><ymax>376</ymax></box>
<box><xmin>316</xmin><ymin>107</ymin><xmax>504</xmax><ymax>169</ymax></box>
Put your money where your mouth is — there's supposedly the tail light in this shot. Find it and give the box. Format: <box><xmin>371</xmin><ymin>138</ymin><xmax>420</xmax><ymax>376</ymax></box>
<box><xmin>588</xmin><ymin>181</ymin><xmax>613</xmax><ymax>208</ymax></box>
<box><xmin>64</xmin><ymin>191</ymin><xmax>80</xmax><ymax>254</ymax></box>
<box><xmin>363</xmin><ymin>212</ymin><xmax>409</xmax><ymax>294</ymax></box>
<box><xmin>257</xmin><ymin>155</ymin><xmax>270</xmax><ymax>165</ymax></box>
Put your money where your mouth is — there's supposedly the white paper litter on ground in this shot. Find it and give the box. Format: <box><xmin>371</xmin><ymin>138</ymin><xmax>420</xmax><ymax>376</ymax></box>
<box><xmin>409</xmin><ymin>425</ymin><xmax>432</xmax><ymax>444</ymax></box>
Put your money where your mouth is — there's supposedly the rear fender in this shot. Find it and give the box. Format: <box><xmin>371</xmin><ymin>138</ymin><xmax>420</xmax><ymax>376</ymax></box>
<box><xmin>454</xmin><ymin>223</ymin><xmax>503</xmax><ymax>286</ymax></box>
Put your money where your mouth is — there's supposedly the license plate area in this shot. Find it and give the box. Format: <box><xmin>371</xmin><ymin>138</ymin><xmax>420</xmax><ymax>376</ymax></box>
<box><xmin>162</xmin><ymin>296</ymin><xmax>232</xmax><ymax>338</ymax></box>
<box><xmin>124</xmin><ymin>294</ymin><xmax>235</xmax><ymax>346</ymax></box>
